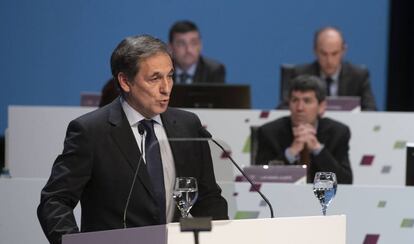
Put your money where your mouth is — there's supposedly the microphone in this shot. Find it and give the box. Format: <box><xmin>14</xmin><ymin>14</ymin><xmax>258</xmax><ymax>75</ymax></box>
<box><xmin>138</xmin><ymin>123</ymin><xmax>145</xmax><ymax>136</ymax></box>
<box><xmin>199</xmin><ymin>127</ymin><xmax>275</xmax><ymax>218</ymax></box>
<box><xmin>123</xmin><ymin>122</ymin><xmax>146</xmax><ymax>228</ymax></box>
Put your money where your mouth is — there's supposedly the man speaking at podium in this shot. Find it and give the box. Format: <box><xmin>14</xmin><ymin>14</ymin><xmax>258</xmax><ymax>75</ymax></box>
<box><xmin>37</xmin><ymin>35</ymin><xmax>228</xmax><ymax>244</ymax></box>
<box><xmin>256</xmin><ymin>75</ymin><xmax>353</xmax><ymax>184</ymax></box>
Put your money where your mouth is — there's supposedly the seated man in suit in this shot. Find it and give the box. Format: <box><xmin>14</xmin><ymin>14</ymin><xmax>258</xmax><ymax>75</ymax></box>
<box><xmin>168</xmin><ymin>20</ymin><xmax>226</xmax><ymax>84</ymax></box>
<box><xmin>257</xmin><ymin>75</ymin><xmax>353</xmax><ymax>184</ymax></box>
<box><xmin>38</xmin><ymin>35</ymin><xmax>228</xmax><ymax>244</ymax></box>
<box><xmin>280</xmin><ymin>26</ymin><xmax>377</xmax><ymax>111</ymax></box>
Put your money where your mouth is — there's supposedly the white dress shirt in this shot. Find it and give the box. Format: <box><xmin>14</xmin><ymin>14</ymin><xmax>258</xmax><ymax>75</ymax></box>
<box><xmin>121</xmin><ymin>98</ymin><xmax>176</xmax><ymax>223</ymax></box>
<box><xmin>321</xmin><ymin>66</ymin><xmax>341</xmax><ymax>97</ymax></box>
<box><xmin>175</xmin><ymin>63</ymin><xmax>197</xmax><ymax>84</ymax></box>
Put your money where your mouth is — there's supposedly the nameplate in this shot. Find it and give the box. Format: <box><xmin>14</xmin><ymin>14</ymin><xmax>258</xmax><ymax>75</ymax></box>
<box><xmin>235</xmin><ymin>165</ymin><xmax>307</xmax><ymax>184</ymax></box>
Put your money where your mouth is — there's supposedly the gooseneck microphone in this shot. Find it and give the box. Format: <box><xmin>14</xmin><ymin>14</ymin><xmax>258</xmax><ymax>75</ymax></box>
<box><xmin>199</xmin><ymin>127</ymin><xmax>275</xmax><ymax>218</ymax></box>
<box><xmin>123</xmin><ymin>123</ymin><xmax>146</xmax><ymax>228</ymax></box>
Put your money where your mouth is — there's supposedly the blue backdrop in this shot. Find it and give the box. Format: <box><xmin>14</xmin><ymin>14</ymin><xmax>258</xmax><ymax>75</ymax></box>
<box><xmin>0</xmin><ymin>0</ymin><xmax>389</xmax><ymax>134</ymax></box>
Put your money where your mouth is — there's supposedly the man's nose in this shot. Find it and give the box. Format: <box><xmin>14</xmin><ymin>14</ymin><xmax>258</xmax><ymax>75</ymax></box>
<box><xmin>160</xmin><ymin>77</ymin><xmax>172</xmax><ymax>94</ymax></box>
<box><xmin>296</xmin><ymin>101</ymin><xmax>305</xmax><ymax>110</ymax></box>
<box><xmin>184</xmin><ymin>43</ymin><xmax>192</xmax><ymax>53</ymax></box>
<box><xmin>326</xmin><ymin>55</ymin><xmax>334</xmax><ymax>65</ymax></box>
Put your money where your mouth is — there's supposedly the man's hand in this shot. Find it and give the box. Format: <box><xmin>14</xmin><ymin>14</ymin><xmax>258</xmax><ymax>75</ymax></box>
<box><xmin>289</xmin><ymin>123</ymin><xmax>322</xmax><ymax>156</ymax></box>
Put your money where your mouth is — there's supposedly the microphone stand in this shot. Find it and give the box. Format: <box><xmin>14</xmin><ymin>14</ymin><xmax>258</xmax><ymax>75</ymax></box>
<box><xmin>123</xmin><ymin>123</ymin><xmax>145</xmax><ymax>228</ymax></box>
<box><xmin>210</xmin><ymin>137</ymin><xmax>275</xmax><ymax>218</ymax></box>
<box><xmin>197</xmin><ymin>127</ymin><xmax>275</xmax><ymax>218</ymax></box>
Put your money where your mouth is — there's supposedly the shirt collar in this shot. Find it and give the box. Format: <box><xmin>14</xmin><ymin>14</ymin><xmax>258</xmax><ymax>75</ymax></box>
<box><xmin>121</xmin><ymin>97</ymin><xmax>163</xmax><ymax>126</ymax></box>
<box><xmin>321</xmin><ymin>65</ymin><xmax>341</xmax><ymax>82</ymax></box>
<box><xmin>175</xmin><ymin>62</ymin><xmax>197</xmax><ymax>76</ymax></box>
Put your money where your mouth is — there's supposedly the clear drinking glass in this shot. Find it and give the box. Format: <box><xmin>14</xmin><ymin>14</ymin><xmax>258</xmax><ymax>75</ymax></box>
<box><xmin>313</xmin><ymin>172</ymin><xmax>337</xmax><ymax>216</ymax></box>
<box><xmin>173</xmin><ymin>177</ymin><xmax>198</xmax><ymax>218</ymax></box>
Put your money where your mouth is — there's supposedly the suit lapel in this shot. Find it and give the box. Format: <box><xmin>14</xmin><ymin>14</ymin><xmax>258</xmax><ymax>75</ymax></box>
<box><xmin>313</xmin><ymin>61</ymin><xmax>349</xmax><ymax>96</ymax></box>
<box><xmin>338</xmin><ymin>63</ymin><xmax>349</xmax><ymax>95</ymax></box>
<box><xmin>193</xmin><ymin>57</ymin><xmax>206</xmax><ymax>84</ymax></box>
<box><xmin>160</xmin><ymin>109</ymin><xmax>184</xmax><ymax>177</ymax></box>
<box><xmin>108</xmin><ymin>100</ymin><xmax>154</xmax><ymax>197</ymax></box>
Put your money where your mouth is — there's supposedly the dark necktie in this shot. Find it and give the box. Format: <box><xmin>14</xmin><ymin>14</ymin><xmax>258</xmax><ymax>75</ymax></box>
<box><xmin>179</xmin><ymin>72</ymin><xmax>190</xmax><ymax>84</ymax></box>
<box><xmin>325</xmin><ymin>77</ymin><xmax>333</xmax><ymax>96</ymax></box>
<box><xmin>141</xmin><ymin>119</ymin><xmax>166</xmax><ymax>224</ymax></box>
<box><xmin>299</xmin><ymin>145</ymin><xmax>310</xmax><ymax>165</ymax></box>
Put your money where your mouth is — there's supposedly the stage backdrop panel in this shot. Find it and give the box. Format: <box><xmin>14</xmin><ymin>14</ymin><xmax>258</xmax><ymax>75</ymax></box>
<box><xmin>2</xmin><ymin>178</ymin><xmax>413</xmax><ymax>244</ymax></box>
<box><xmin>228</xmin><ymin>182</ymin><xmax>414</xmax><ymax>244</ymax></box>
<box><xmin>7</xmin><ymin>106</ymin><xmax>414</xmax><ymax>185</ymax></box>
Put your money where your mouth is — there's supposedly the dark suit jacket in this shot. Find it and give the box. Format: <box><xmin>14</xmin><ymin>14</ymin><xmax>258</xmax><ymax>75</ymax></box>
<box><xmin>255</xmin><ymin>116</ymin><xmax>353</xmax><ymax>184</ymax></box>
<box><xmin>281</xmin><ymin>61</ymin><xmax>377</xmax><ymax>111</ymax></box>
<box><xmin>37</xmin><ymin>99</ymin><xmax>228</xmax><ymax>244</ymax></box>
<box><xmin>173</xmin><ymin>56</ymin><xmax>226</xmax><ymax>84</ymax></box>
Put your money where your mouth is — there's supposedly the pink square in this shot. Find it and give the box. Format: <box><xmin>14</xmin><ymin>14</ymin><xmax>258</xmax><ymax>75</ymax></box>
<box><xmin>363</xmin><ymin>234</ymin><xmax>379</xmax><ymax>244</ymax></box>
<box><xmin>221</xmin><ymin>150</ymin><xmax>232</xmax><ymax>159</ymax></box>
<box><xmin>360</xmin><ymin>155</ymin><xmax>375</xmax><ymax>166</ymax></box>
<box><xmin>259</xmin><ymin>111</ymin><xmax>270</xmax><ymax>118</ymax></box>
<box><xmin>249</xmin><ymin>183</ymin><xmax>262</xmax><ymax>192</ymax></box>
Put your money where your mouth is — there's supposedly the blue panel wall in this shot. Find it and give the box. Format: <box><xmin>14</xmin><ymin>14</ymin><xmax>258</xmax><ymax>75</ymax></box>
<box><xmin>0</xmin><ymin>0</ymin><xmax>389</xmax><ymax>134</ymax></box>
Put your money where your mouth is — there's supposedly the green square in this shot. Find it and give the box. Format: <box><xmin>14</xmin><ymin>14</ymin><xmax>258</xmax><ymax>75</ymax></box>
<box><xmin>373</xmin><ymin>125</ymin><xmax>381</xmax><ymax>132</ymax></box>
<box><xmin>377</xmin><ymin>201</ymin><xmax>386</xmax><ymax>208</ymax></box>
<box><xmin>234</xmin><ymin>211</ymin><xmax>259</xmax><ymax>219</ymax></box>
<box><xmin>401</xmin><ymin>218</ymin><xmax>414</xmax><ymax>228</ymax></box>
<box><xmin>394</xmin><ymin>140</ymin><xmax>406</xmax><ymax>149</ymax></box>
<box><xmin>242</xmin><ymin>135</ymin><xmax>251</xmax><ymax>153</ymax></box>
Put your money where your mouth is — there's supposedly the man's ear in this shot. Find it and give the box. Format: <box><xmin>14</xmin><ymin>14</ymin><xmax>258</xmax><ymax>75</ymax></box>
<box><xmin>118</xmin><ymin>72</ymin><xmax>130</xmax><ymax>93</ymax></box>
<box><xmin>318</xmin><ymin>100</ymin><xmax>327</xmax><ymax>117</ymax></box>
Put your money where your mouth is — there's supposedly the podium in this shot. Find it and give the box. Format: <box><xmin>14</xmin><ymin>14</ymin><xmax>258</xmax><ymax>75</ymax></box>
<box><xmin>63</xmin><ymin>215</ymin><xmax>346</xmax><ymax>244</ymax></box>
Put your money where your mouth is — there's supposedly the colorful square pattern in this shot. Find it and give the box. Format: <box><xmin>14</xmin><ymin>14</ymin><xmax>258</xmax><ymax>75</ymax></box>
<box><xmin>377</xmin><ymin>201</ymin><xmax>386</xmax><ymax>208</ymax></box>
<box><xmin>221</xmin><ymin>150</ymin><xmax>232</xmax><ymax>159</ymax></box>
<box><xmin>250</xmin><ymin>183</ymin><xmax>262</xmax><ymax>192</ymax></box>
<box><xmin>373</xmin><ymin>125</ymin><xmax>381</xmax><ymax>132</ymax></box>
<box><xmin>394</xmin><ymin>140</ymin><xmax>406</xmax><ymax>149</ymax></box>
<box><xmin>259</xmin><ymin>111</ymin><xmax>270</xmax><ymax>118</ymax></box>
<box><xmin>234</xmin><ymin>211</ymin><xmax>260</xmax><ymax>219</ymax></box>
<box><xmin>401</xmin><ymin>218</ymin><xmax>414</xmax><ymax>228</ymax></box>
<box><xmin>243</xmin><ymin>135</ymin><xmax>251</xmax><ymax>153</ymax></box>
<box><xmin>381</xmin><ymin>165</ymin><xmax>391</xmax><ymax>174</ymax></box>
<box><xmin>363</xmin><ymin>234</ymin><xmax>379</xmax><ymax>244</ymax></box>
<box><xmin>360</xmin><ymin>155</ymin><xmax>375</xmax><ymax>166</ymax></box>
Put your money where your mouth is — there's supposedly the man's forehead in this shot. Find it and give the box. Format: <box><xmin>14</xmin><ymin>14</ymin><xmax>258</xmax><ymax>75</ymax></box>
<box><xmin>291</xmin><ymin>90</ymin><xmax>317</xmax><ymax>99</ymax></box>
<box><xmin>173</xmin><ymin>31</ymin><xmax>200</xmax><ymax>41</ymax></box>
<box><xmin>138</xmin><ymin>53</ymin><xmax>173</xmax><ymax>70</ymax></box>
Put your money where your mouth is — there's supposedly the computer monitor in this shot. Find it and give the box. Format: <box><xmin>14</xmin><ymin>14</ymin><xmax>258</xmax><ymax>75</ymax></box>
<box><xmin>326</xmin><ymin>96</ymin><xmax>361</xmax><ymax>111</ymax></box>
<box><xmin>169</xmin><ymin>84</ymin><xmax>251</xmax><ymax>109</ymax></box>
<box><xmin>277</xmin><ymin>96</ymin><xmax>361</xmax><ymax>111</ymax></box>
